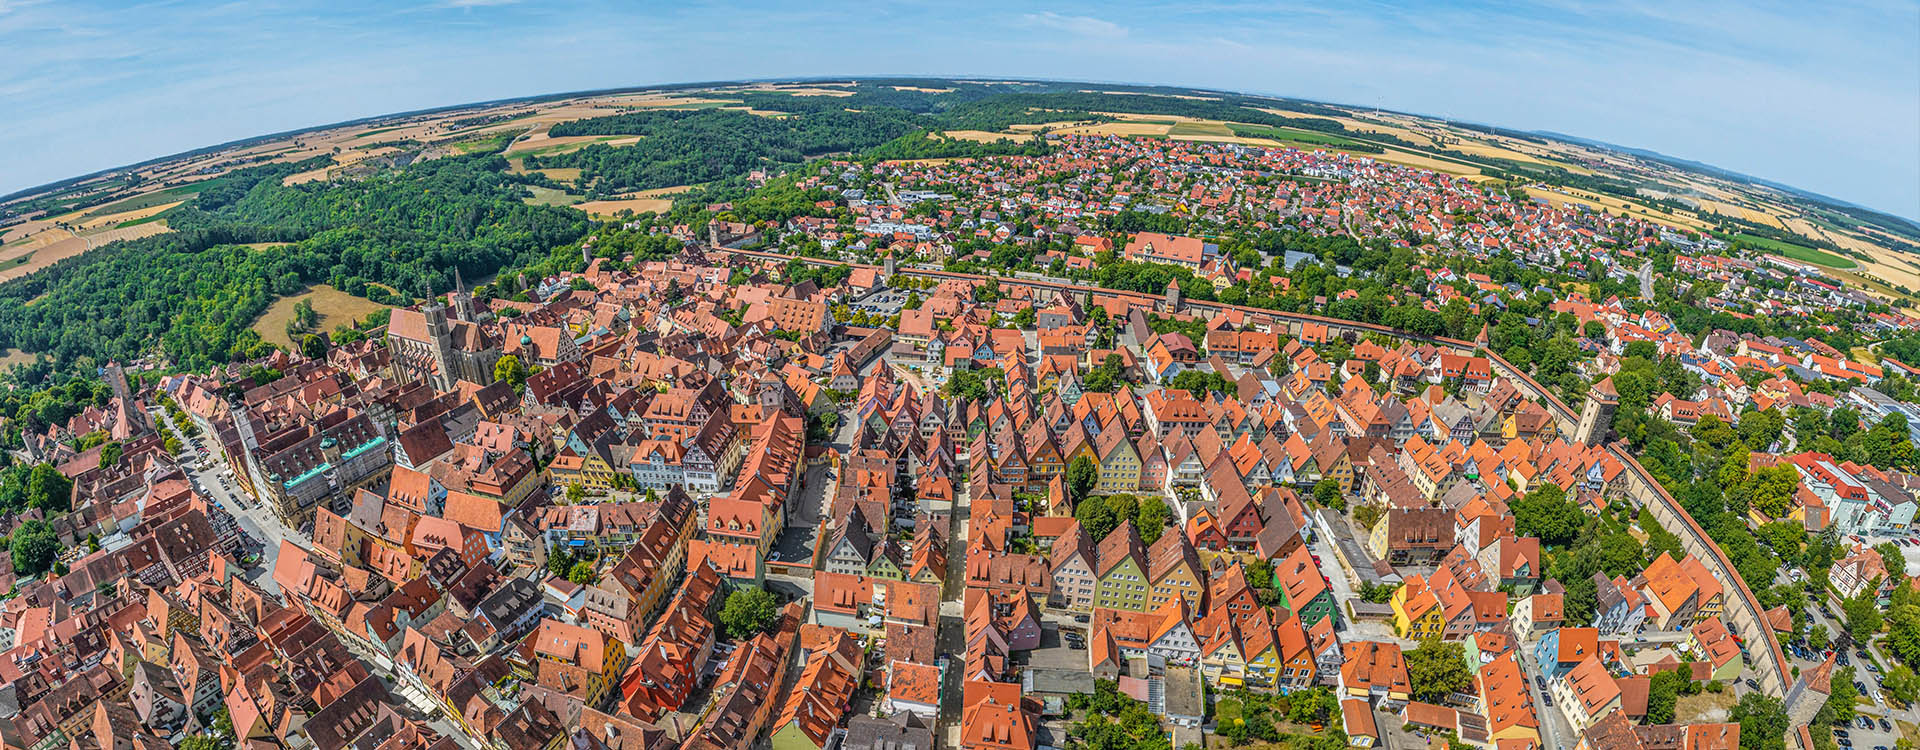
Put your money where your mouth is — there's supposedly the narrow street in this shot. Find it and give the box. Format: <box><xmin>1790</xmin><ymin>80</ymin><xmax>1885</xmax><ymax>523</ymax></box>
<box><xmin>150</xmin><ymin>406</ymin><xmax>297</xmax><ymax>594</ymax></box>
<box><xmin>1515</xmin><ymin>644</ymin><xmax>1574</xmax><ymax>750</ymax></box>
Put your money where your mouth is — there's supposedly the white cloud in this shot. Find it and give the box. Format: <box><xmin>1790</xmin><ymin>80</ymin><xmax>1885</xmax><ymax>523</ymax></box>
<box><xmin>1020</xmin><ymin>11</ymin><xmax>1127</xmax><ymax>39</ymax></box>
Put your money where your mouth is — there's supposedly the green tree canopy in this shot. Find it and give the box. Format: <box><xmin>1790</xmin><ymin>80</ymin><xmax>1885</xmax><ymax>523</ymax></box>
<box><xmin>1405</xmin><ymin>640</ymin><xmax>1473</xmax><ymax>703</ymax></box>
<box><xmin>1512</xmin><ymin>484</ymin><xmax>1583</xmax><ymax>546</ymax></box>
<box><xmin>719</xmin><ymin>587</ymin><xmax>781</xmax><ymax>641</ymax></box>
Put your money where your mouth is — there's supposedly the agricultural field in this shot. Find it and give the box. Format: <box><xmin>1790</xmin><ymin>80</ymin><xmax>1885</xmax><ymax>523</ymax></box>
<box><xmin>1736</xmin><ymin>233</ymin><xmax>1859</xmax><ymax>269</ymax></box>
<box><xmin>249</xmin><ymin>284</ymin><xmax>393</xmax><ymax>347</ymax></box>
<box><xmin>0</xmin><ymin>221</ymin><xmax>173</xmax><ymax>284</ymax></box>
<box><xmin>1225</xmin><ymin>123</ymin><xmax>1374</xmax><ymax>149</ymax></box>
<box><xmin>503</xmin><ymin>133</ymin><xmax>642</xmax><ymax>159</ymax></box>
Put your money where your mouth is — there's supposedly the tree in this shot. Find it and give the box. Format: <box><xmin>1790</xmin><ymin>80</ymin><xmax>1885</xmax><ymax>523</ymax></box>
<box><xmin>1646</xmin><ymin>668</ymin><xmax>1687</xmax><ymax>724</ymax></box>
<box><xmin>178</xmin><ymin>737</ymin><xmax>223</xmax><ymax>750</ymax></box>
<box><xmin>1819</xmin><ymin>666</ymin><xmax>1859</xmax><ymax>727</ymax></box>
<box><xmin>720</xmin><ymin>587</ymin><xmax>780</xmax><ymax>640</ymax></box>
<box><xmin>1012</xmin><ymin>306</ymin><xmax>1036</xmax><ymax>329</ymax></box>
<box><xmin>565</xmin><ymin>482</ymin><xmax>585</xmax><ymax>504</ymax></box>
<box><xmin>1066</xmin><ymin>455</ymin><xmax>1099</xmax><ymax>504</ymax></box>
<box><xmin>1511</xmin><ymin>484</ymin><xmax>1583</xmax><ymax>546</ymax></box>
<box><xmin>1312</xmin><ymin>479</ymin><xmax>1345</xmax><ymax>511</ymax></box>
<box><xmin>97</xmin><ymin>441</ymin><xmax>122</xmax><ymax>467</ymax></box>
<box><xmin>24</xmin><ymin>464</ymin><xmax>71</xmax><ymax>512</ymax></box>
<box><xmin>1881</xmin><ymin>542</ymin><xmax>1911</xmax><ymax>582</ymax></box>
<box><xmin>1885</xmin><ymin>663</ymin><xmax>1920</xmax><ymax>706</ymax></box>
<box><xmin>1352</xmin><ymin>504</ymin><xmax>1382</xmax><ymax>531</ymax></box>
<box><xmin>1075</xmin><ymin>494</ymin><xmax>1121</xmax><ymax>544</ymax></box>
<box><xmin>300</xmin><ymin>333</ymin><xmax>328</xmax><ymax>359</ymax></box>
<box><xmin>1136</xmin><ymin>498</ymin><xmax>1170</xmax><ymax>546</ymax></box>
<box><xmin>567</xmin><ymin>560</ymin><xmax>597</xmax><ymax>585</ymax></box>
<box><xmin>494</xmin><ymin>354</ymin><xmax>530</xmax><ymax>393</ymax></box>
<box><xmin>1845</xmin><ymin>587</ymin><xmax>1884</xmax><ymax>639</ymax></box>
<box><xmin>1405</xmin><ymin>640</ymin><xmax>1473</xmax><ymax>703</ymax></box>
<box><xmin>547</xmin><ymin>546</ymin><xmax>575</xmax><ymax>579</ymax></box>
<box><xmin>1729</xmin><ymin>693</ymin><xmax>1788</xmax><ymax>750</ymax></box>
<box><xmin>1168</xmin><ymin>370</ymin><xmax>1231</xmax><ymax>399</ymax></box>
<box><xmin>1748</xmin><ymin>464</ymin><xmax>1802</xmax><ymax>518</ymax></box>
<box><xmin>10</xmin><ymin>519</ymin><xmax>60</xmax><ymax>576</ymax></box>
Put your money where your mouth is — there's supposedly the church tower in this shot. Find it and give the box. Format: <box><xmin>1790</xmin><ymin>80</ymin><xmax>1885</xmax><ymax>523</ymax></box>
<box><xmin>1575</xmin><ymin>376</ymin><xmax>1618</xmax><ymax>446</ymax></box>
<box><xmin>449</xmin><ymin>268</ymin><xmax>477</xmax><ymax>323</ymax></box>
<box><xmin>423</xmin><ymin>303</ymin><xmax>456</xmax><ymax>391</ymax></box>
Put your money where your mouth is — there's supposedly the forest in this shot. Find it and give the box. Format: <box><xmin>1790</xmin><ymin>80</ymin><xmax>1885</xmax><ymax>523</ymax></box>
<box><xmin>531</xmin><ymin>108</ymin><xmax>923</xmax><ymax>196</ymax></box>
<box><xmin>0</xmin><ymin>155</ymin><xmax>587</xmax><ymax>378</ymax></box>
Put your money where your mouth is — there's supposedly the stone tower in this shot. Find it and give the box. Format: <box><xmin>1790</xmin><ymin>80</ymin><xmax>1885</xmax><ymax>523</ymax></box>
<box><xmin>1575</xmin><ymin>376</ymin><xmax>1619</xmax><ymax>446</ymax></box>
<box><xmin>423</xmin><ymin>303</ymin><xmax>456</xmax><ymax>391</ymax></box>
<box><xmin>1165</xmin><ymin>279</ymin><xmax>1183</xmax><ymax>313</ymax></box>
<box><xmin>450</xmin><ymin>268</ymin><xmax>477</xmax><ymax>323</ymax></box>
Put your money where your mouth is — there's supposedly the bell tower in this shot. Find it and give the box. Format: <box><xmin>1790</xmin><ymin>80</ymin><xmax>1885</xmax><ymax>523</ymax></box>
<box><xmin>1575</xmin><ymin>376</ymin><xmax>1618</xmax><ymax>446</ymax></box>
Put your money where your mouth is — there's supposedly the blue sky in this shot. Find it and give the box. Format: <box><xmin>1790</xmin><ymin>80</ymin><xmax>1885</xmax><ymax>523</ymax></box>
<box><xmin>2</xmin><ymin>0</ymin><xmax>1916</xmax><ymax>220</ymax></box>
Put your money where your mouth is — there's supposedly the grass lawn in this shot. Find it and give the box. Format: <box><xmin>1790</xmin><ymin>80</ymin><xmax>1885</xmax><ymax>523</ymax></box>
<box><xmin>0</xmin><ymin>349</ymin><xmax>36</xmax><ymax>370</ymax></box>
<box><xmin>1215</xmin><ymin>697</ymin><xmax>1244</xmax><ymax>723</ymax></box>
<box><xmin>249</xmin><ymin>284</ymin><xmax>394</xmax><ymax>347</ymax></box>
<box><xmin>1674</xmin><ymin>689</ymin><xmax>1738</xmax><ymax>724</ymax></box>
<box><xmin>1738</xmin><ymin>233</ymin><xmax>1859</xmax><ymax>269</ymax></box>
<box><xmin>523</xmin><ymin>185</ymin><xmax>582</xmax><ymax>207</ymax></box>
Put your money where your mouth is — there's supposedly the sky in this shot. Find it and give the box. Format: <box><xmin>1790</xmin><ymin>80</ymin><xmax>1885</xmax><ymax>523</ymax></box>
<box><xmin>2</xmin><ymin>0</ymin><xmax>1916</xmax><ymax>221</ymax></box>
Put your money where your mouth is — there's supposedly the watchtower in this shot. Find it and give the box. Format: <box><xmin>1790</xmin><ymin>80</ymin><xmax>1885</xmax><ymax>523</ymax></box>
<box><xmin>1575</xmin><ymin>376</ymin><xmax>1619</xmax><ymax>446</ymax></box>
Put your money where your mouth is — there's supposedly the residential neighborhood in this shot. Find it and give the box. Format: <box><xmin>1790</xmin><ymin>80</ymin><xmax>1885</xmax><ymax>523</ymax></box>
<box><xmin>3</xmin><ymin>129</ymin><xmax>1918</xmax><ymax>750</ymax></box>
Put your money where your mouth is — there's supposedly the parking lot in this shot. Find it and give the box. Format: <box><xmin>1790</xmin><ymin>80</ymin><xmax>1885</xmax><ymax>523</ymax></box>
<box><xmin>851</xmin><ymin>288</ymin><xmax>908</xmax><ymax>317</ymax></box>
<box><xmin>1022</xmin><ymin>621</ymin><xmax>1092</xmax><ymax>672</ymax></box>
<box><xmin>1835</xmin><ymin>711</ymin><xmax>1902</xmax><ymax>750</ymax></box>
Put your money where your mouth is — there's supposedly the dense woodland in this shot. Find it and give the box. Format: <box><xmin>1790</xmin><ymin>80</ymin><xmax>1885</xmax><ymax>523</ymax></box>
<box><xmin>532</xmin><ymin>108</ymin><xmax>923</xmax><ymax>196</ymax></box>
<box><xmin>0</xmin><ymin>156</ymin><xmax>586</xmax><ymax>377</ymax></box>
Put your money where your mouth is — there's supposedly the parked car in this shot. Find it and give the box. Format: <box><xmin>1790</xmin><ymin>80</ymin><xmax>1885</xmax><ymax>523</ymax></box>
<box><xmin>1880</xmin><ymin>717</ymin><xmax>1892</xmax><ymax>731</ymax></box>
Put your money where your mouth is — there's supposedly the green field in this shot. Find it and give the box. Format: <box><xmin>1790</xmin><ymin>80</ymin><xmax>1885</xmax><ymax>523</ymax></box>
<box><xmin>454</xmin><ymin>131</ymin><xmax>524</xmax><ymax>154</ymax></box>
<box><xmin>116</xmin><ymin>214</ymin><xmax>169</xmax><ymax>229</ymax></box>
<box><xmin>76</xmin><ymin>182</ymin><xmax>205</xmax><ymax>219</ymax></box>
<box><xmin>522</xmin><ymin>186</ymin><xmax>582</xmax><ymax>207</ymax></box>
<box><xmin>1737</xmin><ymin>233</ymin><xmax>1858</xmax><ymax>269</ymax></box>
<box><xmin>506</xmin><ymin>135</ymin><xmax>636</xmax><ymax>158</ymax></box>
<box><xmin>1226</xmin><ymin>123</ymin><xmax>1374</xmax><ymax>150</ymax></box>
<box><xmin>1168</xmin><ymin>121</ymin><xmax>1234</xmax><ymax>137</ymax></box>
<box><xmin>356</xmin><ymin>125</ymin><xmax>404</xmax><ymax>138</ymax></box>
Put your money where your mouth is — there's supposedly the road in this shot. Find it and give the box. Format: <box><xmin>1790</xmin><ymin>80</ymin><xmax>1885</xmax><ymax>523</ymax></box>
<box><xmin>150</xmin><ymin>407</ymin><xmax>296</xmax><ymax>594</ymax></box>
<box><xmin>1515</xmin><ymin>643</ymin><xmax>1575</xmax><ymax>750</ymax></box>
<box><xmin>1639</xmin><ymin>260</ymin><xmax>1655</xmax><ymax>299</ymax></box>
